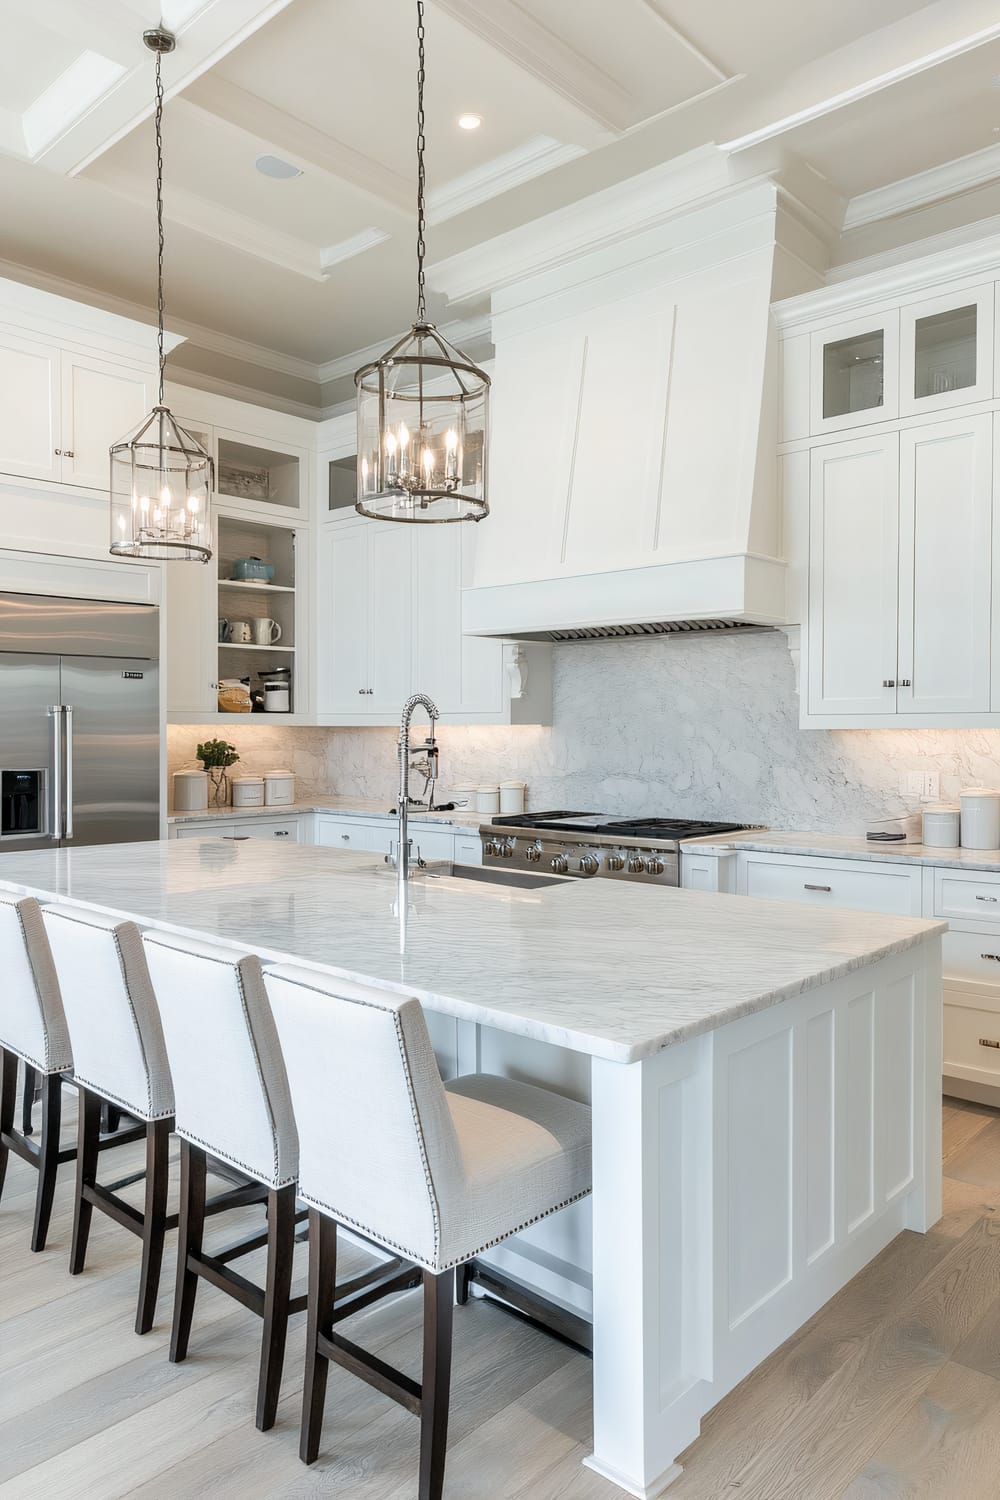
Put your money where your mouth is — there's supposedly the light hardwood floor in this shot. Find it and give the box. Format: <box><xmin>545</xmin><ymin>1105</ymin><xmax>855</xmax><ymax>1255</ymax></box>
<box><xmin>3</xmin><ymin>1092</ymin><xmax>1000</xmax><ymax>1498</ymax></box>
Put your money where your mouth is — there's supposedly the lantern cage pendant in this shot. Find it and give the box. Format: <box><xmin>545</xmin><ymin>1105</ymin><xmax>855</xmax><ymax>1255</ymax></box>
<box><xmin>355</xmin><ymin>0</ymin><xmax>489</xmax><ymax>524</ymax></box>
<box><xmin>109</xmin><ymin>28</ymin><xmax>214</xmax><ymax>563</ymax></box>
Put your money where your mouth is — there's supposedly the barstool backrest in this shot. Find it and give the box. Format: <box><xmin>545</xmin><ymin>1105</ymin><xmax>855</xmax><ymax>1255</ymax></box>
<box><xmin>42</xmin><ymin>904</ymin><xmax>172</xmax><ymax>1120</ymax></box>
<box><xmin>263</xmin><ymin>963</ymin><xmax>460</xmax><ymax>1268</ymax></box>
<box><xmin>0</xmin><ymin>893</ymin><xmax>71</xmax><ymax>1073</ymax></box>
<box><xmin>143</xmin><ymin>930</ymin><xmax>297</xmax><ymax>1187</ymax></box>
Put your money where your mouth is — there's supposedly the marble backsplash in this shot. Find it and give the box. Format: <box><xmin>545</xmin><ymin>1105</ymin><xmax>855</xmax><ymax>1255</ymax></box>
<box><xmin>167</xmin><ymin>631</ymin><xmax>1000</xmax><ymax>832</ymax></box>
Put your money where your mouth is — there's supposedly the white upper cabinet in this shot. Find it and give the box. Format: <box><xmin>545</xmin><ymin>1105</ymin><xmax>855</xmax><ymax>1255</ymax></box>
<box><xmin>899</xmin><ymin>286</ymin><xmax>994</xmax><ymax>417</ymax></box>
<box><xmin>810</xmin><ymin>311</ymin><xmax>900</xmax><ymax>436</ymax></box>
<box><xmin>367</xmin><ymin>525</ymin><xmax>415</xmax><ymax>714</ymax></box>
<box><xmin>415</xmin><ymin>527</ymin><xmax>503</xmax><ymax>717</ymax></box>
<box><xmin>321</xmin><ymin>519</ymin><xmax>372</xmax><ymax>714</ymax></box>
<box><xmin>897</xmin><ymin>415</ymin><xmax>992</xmax><ymax>715</ymax></box>
<box><xmin>61</xmin><ymin>353</ymin><xmax>151</xmax><ymax>491</ymax></box>
<box><xmin>807</xmin><ymin>433</ymin><xmax>899</xmax><ymax>717</ymax></box>
<box><xmin>0</xmin><ymin>332</ymin><xmax>60</xmax><ymax>483</ymax></box>
<box><xmin>0</xmin><ymin>330</ymin><xmax>152</xmax><ymax>491</ymax></box>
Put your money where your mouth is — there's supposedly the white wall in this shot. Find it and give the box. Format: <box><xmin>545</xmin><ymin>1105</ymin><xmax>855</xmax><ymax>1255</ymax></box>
<box><xmin>167</xmin><ymin>631</ymin><xmax>1000</xmax><ymax>831</ymax></box>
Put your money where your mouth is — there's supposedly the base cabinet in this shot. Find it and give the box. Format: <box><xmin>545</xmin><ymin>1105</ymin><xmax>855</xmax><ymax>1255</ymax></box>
<box><xmin>171</xmin><ymin>817</ymin><xmax>301</xmax><ymax>842</ymax></box>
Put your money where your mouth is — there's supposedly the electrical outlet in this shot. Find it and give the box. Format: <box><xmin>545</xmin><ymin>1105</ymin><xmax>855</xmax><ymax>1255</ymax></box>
<box><xmin>906</xmin><ymin>772</ymin><xmax>923</xmax><ymax>797</ymax></box>
<box><xmin>924</xmin><ymin>772</ymin><xmax>940</xmax><ymax>800</ymax></box>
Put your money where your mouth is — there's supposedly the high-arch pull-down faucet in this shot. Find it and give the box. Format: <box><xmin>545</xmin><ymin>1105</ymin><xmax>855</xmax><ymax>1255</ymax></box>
<box><xmin>395</xmin><ymin>693</ymin><xmax>439</xmax><ymax>921</ymax></box>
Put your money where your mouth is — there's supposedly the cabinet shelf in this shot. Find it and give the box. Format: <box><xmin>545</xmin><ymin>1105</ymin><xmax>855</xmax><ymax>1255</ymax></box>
<box><xmin>218</xmin><ymin>579</ymin><xmax>296</xmax><ymax>594</ymax></box>
<box><xmin>218</xmin><ymin>642</ymin><xmax>296</xmax><ymax>653</ymax></box>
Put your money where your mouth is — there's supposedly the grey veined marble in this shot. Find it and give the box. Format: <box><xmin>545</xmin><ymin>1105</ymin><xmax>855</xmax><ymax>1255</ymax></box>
<box><xmin>0</xmin><ymin>840</ymin><xmax>944</xmax><ymax>1064</ymax></box>
<box><xmin>168</xmin><ymin>632</ymin><xmax>1000</xmax><ymax>833</ymax></box>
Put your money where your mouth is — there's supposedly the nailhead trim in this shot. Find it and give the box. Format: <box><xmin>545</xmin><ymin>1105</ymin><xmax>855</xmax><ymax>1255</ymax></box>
<box><xmin>70</xmin><ymin>1072</ymin><xmax>171</xmax><ymax>1122</ymax></box>
<box><xmin>173</xmin><ymin>1125</ymin><xmax>295</xmax><ymax>1189</ymax></box>
<box><xmin>3</xmin><ymin>898</ymin><xmax>73</xmax><ymax>1074</ymax></box>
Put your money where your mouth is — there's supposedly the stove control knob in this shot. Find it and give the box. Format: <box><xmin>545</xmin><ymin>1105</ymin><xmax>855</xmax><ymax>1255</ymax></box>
<box><xmin>550</xmin><ymin>853</ymin><xmax>569</xmax><ymax>874</ymax></box>
<box><xmin>501</xmin><ymin>839</ymin><xmax>515</xmax><ymax>858</ymax></box>
<box><xmin>645</xmin><ymin>856</ymin><xmax>665</xmax><ymax>876</ymax></box>
<box><xmin>525</xmin><ymin>841</ymin><xmax>542</xmax><ymax>863</ymax></box>
<box><xmin>627</xmin><ymin>853</ymin><xmax>645</xmax><ymax>873</ymax></box>
<box><xmin>484</xmin><ymin>839</ymin><xmax>503</xmax><ymax>857</ymax></box>
<box><xmin>606</xmin><ymin>850</ymin><xmax>625</xmax><ymax>872</ymax></box>
<box><xmin>579</xmin><ymin>853</ymin><xmax>600</xmax><ymax>875</ymax></box>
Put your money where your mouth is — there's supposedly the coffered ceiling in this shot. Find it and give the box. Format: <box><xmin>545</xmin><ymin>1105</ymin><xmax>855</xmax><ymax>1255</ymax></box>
<box><xmin>5</xmin><ymin>0</ymin><xmax>1000</xmax><ymax>415</ymax></box>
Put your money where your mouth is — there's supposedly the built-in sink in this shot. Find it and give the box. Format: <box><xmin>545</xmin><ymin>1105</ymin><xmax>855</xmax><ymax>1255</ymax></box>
<box><xmin>415</xmin><ymin>862</ymin><xmax>573</xmax><ymax>891</ymax></box>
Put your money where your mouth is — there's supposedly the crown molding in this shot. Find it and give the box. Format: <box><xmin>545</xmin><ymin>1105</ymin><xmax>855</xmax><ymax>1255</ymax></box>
<box><xmin>634</xmin><ymin>0</ymin><xmax>730</xmax><ymax>82</ymax></box>
<box><xmin>427</xmin><ymin>136</ymin><xmax>587</xmax><ymax>225</ymax></box>
<box><xmin>843</xmin><ymin>141</ymin><xmax>1000</xmax><ymax>230</ymax></box>
<box><xmin>166</xmin><ymin>366</ymin><xmax>322</xmax><ymax>422</ymax></box>
<box><xmin>772</xmin><ymin>222</ymin><xmax>1000</xmax><ymax>329</ymax></box>
<box><xmin>320</xmin><ymin>227</ymin><xmax>391</xmax><ymax>272</ymax></box>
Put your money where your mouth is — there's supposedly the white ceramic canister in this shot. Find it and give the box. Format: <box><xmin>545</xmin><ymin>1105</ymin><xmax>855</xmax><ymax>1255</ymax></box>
<box><xmin>499</xmin><ymin>781</ymin><xmax>526</xmax><ymax>816</ymax></box>
<box><xmin>172</xmin><ymin>769</ymin><xmax>208</xmax><ymax>813</ymax></box>
<box><xmin>921</xmin><ymin>803</ymin><xmax>961</xmax><ymax>849</ymax></box>
<box><xmin>476</xmin><ymin>785</ymin><xmax>500</xmax><ymax>815</ymax></box>
<box><xmin>264</xmin><ymin>769</ymin><xmax>295</xmax><ymax>807</ymax></box>
<box><xmin>453</xmin><ymin>782</ymin><xmax>478</xmax><ymax>809</ymax></box>
<box><xmin>960</xmin><ymin>789</ymin><xmax>1000</xmax><ymax>849</ymax></box>
<box><xmin>231</xmin><ymin>775</ymin><xmax>266</xmax><ymax>809</ymax></box>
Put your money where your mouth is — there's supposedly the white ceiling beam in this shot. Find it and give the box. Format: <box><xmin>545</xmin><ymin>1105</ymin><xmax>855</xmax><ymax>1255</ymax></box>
<box><xmin>181</xmin><ymin>76</ymin><xmax>415</xmax><ymax>218</ymax></box>
<box><xmin>634</xmin><ymin>0</ymin><xmax>731</xmax><ymax>83</ymax></box>
<box><xmin>843</xmin><ymin>140</ymin><xmax>1000</xmax><ymax>230</ymax></box>
<box><xmin>433</xmin><ymin>0</ymin><xmax>633</xmax><ymax>134</ymax></box>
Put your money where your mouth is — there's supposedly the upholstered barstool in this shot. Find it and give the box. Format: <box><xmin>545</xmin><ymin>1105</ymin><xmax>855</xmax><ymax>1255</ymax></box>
<box><xmin>41</xmin><ymin>904</ymin><xmax>175</xmax><ymax>1334</ymax></box>
<box><xmin>263</xmin><ymin>963</ymin><xmax>592</xmax><ymax>1500</ymax></box>
<box><xmin>0</xmin><ymin>893</ymin><xmax>75</xmax><ymax>1252</ymax></box>
<box><xmin>141</xmin><ymin>929</ymin><xmax>307</xmax><ymax>1431</ymax></box>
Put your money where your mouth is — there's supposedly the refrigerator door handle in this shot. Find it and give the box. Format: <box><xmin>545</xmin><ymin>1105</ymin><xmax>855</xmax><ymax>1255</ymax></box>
<box><xmin>63</xmin><ymin>704</ymin><xmax>74</xmax><ymax>840</ymax></box>
<box><xmin>48</xmin><ymin>705</ymin><xmax>63</xmax><ymax>840</ymax></box>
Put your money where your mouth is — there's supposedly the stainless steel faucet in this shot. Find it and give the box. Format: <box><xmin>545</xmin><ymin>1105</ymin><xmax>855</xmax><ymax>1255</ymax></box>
<box><xmin>396</xmin><ymin>692</ymin><xmax>439</xmax><ymax>921</ymax></box>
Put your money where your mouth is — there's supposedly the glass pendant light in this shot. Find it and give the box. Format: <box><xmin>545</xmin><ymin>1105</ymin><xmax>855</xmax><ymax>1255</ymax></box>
<box><xmin>355</xmin><ymin>0</ymin><xmax>489</xmax><ymax>523</ymax></box>
<box><xmin>110</xmin><ymin>29</ymin><xmax>213</xmax><ymax>562</ymax></box>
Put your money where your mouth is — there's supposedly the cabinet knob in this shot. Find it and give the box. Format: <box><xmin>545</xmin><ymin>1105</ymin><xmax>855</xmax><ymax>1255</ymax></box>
<box><xmin>341</xmin><ymin>833</ymin><xmax>350</xmax><ymax>840</ymax></box>
<box><xmin>898</xmin><ymin>679</ymin><xmax>911</xmax><ymax>688</ymax></box>
<box><xmin>882</xmin><ymin>679</ymin><xmax>896</xmax><ymax>688</ymax></box>
<box><xmin>54</xmin><ymin>448</ymin><xmax>75</xmax><ymax>457</ymax></box>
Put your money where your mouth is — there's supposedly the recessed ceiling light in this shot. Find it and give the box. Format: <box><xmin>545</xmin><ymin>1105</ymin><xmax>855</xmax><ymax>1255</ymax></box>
<box><xmin>457</xmin><ymin>113</ymin><xmax>482</xmax><ymax>131</ymax></box>
<box><xmin>255</xmin><ymin>154</ymin><xmax>302</xmax><ymax>180</ymax></box>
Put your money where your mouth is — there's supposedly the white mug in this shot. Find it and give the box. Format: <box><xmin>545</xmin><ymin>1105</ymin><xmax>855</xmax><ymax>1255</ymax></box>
<box><xmin>252</xmin><ymin>618</ymin><xmax>282</xmax><ymax>646</ymax></box>
<box><xmin>228</xmin><ymin>620</ymin><xmax>252</xmax><ymax>644</ymax></box>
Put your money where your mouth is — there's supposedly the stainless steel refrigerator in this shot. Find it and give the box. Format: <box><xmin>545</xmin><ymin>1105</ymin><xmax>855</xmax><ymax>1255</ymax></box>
<box><xmin>0</xmin><ymin>591</ymin><xmax>159</xmax><ymax>852</ymax></box>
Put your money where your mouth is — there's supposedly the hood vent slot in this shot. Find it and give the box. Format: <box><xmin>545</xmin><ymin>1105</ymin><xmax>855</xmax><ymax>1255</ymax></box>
<box><xmin>522</xmin><ymin>619</ymin><xmax>775</xmax><ymax>644</ymax></box>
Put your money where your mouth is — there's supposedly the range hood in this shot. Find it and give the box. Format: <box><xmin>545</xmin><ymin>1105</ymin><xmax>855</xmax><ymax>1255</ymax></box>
<box><xmin>428</xmin><ymin>152</ymin><xmax>824</xmax><ymax>643</ymax></box>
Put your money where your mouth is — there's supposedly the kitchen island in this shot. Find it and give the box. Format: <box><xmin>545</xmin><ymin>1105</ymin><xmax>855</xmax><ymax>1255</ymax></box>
<box><xmin>0</xmin><ymin>839</ymin><xmax>945</xmax><ymax>1499</ymax></box>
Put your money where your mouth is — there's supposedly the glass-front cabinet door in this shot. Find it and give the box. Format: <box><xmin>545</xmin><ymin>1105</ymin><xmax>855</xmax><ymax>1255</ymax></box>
<box><xmin>899</xmin><ymin>285</ymin><xmax>993</xmax><ymax>416</ymax></box>
<box><xmin>810</xmin><ymin>310</ymin><xmax>900</xmax><ymax>435</ymax></box>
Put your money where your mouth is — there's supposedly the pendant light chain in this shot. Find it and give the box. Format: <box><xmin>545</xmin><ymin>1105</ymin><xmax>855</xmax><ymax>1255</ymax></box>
<box><xmin>415</xmin><ymin>0</ymin><xmax>427</xmax><ymax>325</ymax></box>
<box><xmin>153</xmin><ymin>47</ymin><xmax>167</xmax><ymax>405</ymax></box>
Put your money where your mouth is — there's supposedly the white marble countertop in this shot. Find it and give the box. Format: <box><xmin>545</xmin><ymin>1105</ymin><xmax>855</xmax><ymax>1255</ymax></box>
<box><xmin>167</xmin><ymin>796</ymin><xmax>483</xmax><ymax>830</ymax></box>
<box><xmin>686</xmin><ymin>829</ymin><xmax>1000</xmax><ymax>871</ymax></box>
<box><xmin>0</xmin><ymin>840</ymin><xmax>944</xmax><ymax>1064</ymax></box>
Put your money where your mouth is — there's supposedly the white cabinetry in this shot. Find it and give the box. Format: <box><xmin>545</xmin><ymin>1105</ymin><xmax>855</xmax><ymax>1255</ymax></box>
<box><xmin>171</xmin><ymin>817</ymin><xmax>301</xmax><ymax>841</ymax></box>
<box><xmin>804</xmin><ymin>415</ymin><xmax>993</xmax><ymax>724</ymax></box>
<box><xmin>312</xmin><ymin>814</ymin><xmax>480</xmax><ymax>865</ymax></box>
<box><xmin>317</xmin><ymin>515</ymin><xmax>550</xmax><ymax>725</ymax></box>
<box><xmin>0</xmin><ymin>329</ymin><xmax>150</xmax><ymax>490</ymax></box>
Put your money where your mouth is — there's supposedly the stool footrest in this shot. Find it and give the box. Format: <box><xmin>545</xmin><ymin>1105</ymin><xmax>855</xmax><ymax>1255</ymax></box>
<box><xmin>318</xmin><ymin>1329</ymin><xmax>422</xmax><ymax>1416</ymax></box>
<box><xmin>463</xmin><ymin>1260</ymin><xmax>593</xmax><ymax>1353</ymax></box>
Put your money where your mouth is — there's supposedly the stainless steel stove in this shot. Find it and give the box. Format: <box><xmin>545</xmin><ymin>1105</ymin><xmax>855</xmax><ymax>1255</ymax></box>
<box><xmin>479</xmin><ymin>811</ymin><xmax>751</xmax><ymax>886</ymax></box>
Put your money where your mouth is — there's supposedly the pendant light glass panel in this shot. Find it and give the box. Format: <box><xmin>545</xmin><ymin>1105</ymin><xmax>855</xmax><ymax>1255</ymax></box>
<box><xmin>356</xmin><ymin>324</ymin><xmax>489</xmax><ymax>523</ymax></box>
<box><xmin>110</xmin><ymin>407</ymin><xmax>213</xmax><ymax>561</ymax></box>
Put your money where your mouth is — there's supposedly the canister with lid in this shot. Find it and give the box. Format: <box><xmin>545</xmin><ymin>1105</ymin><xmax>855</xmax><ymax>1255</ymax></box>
<box><xmin>476</xmin><ymin>786</ymin><xmax>500</xmax><ymax>815</ymax></box>
<box><xmin>172</xmin><ymin>769</ymin><xmax>208</xmax><ymax>812</ymax></box>
<box><xmin>921</xmin><ymin>804</ymin><xmax>960</xmax><ymax>848</ymax></box>
<box><xmin>499</xmin><ymin>781</ymin><xmax>526</xmax><ymax>816</ymax></box>
<box><xmin>960</xmin><ymin>789</ymin><xmax>1000</xmax><ymax>849</ymax></box>
<box><xmin>264</xmin><ymin>769</ymin><xmax>295</xmax><ymax>807</ymax></box>
<box><xmin>231</xmin><ymin>775</ymin><xmax>265</xmax><ymax>809</ymax></box>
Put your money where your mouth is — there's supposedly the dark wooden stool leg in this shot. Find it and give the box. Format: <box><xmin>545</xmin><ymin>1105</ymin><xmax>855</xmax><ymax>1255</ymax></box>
<box><xmin>135</xmin><ymin>1118</ymin><xmax>171</xmax><ymax>1335</ymax></box>
<box><xmin>69</xmin><ymin>1087</ymin><xmax>102</xmax><ymax>1274</ymax></box>
<box><xmin>256</xmin><ymin>1182</ymin><xmax>296</xmax><ymax>1431</ymax></box>
<box><xmin>419</xmin><ymin>1268</ymin><xmax>455</xmax><ymax>1500</ymax></box>
<box><xmin>21</xmin><ymin>1063</ymin><xmax>36</xmax><ymax>1136</ymax></box>
<box><xmin>455</xmin><ymin>1261</ymin><xmax>472</xmax><ymax>1306</ymax></box>
<box><xmin>0</xmin><ymin>1048</ymin><xmax>16</xmax><ymax>1201</ymax></box>
<box><xmin>300</xmin><ymin>1209</ymin><xmax>337</xmax><ymax>1464</ymax></box>
<box><xmin>170</xmin><ymin>1140</ymin><xmax>207</xmax><ymax>1364</ymax></box>
<box><xmin>30</xmin><ymin>1073</ymin><xmax>62</xmax><ymax>1252</ymax></box>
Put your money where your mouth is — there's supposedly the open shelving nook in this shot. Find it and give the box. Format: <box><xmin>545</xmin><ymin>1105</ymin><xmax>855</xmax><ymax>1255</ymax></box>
<box><xmin>216</xmin><ymin>514</ymin><xmax>298</xmax><ymax>714</ymax></box>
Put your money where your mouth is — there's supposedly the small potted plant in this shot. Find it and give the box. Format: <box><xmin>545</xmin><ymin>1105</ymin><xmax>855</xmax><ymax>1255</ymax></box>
<box><xmin>196</xmin><ymin>738</ymin><xmax>240</xmax><ymax>807</ymax></box>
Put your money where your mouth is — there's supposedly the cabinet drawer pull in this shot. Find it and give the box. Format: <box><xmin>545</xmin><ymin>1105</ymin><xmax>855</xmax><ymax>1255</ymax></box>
<box><xmin>980</xmin><ymin>1038</ymin><xmax>1000</xmax><ymax>1049</ymax></box>
<box><xmin>341</xmin><ymin>833</ymin><xmax>350</xmax><ymax>840</ymax></box>
<box><xmin>882</xmin><ymin>679</ymin><xmax>896</xmax><ymax>688</ymax></box>
<box><xmin>898</xmin><ymin>679</ymin><xmax>911</xmax><ymax>688</ymax></box>
<box><xmin>976</xmin><ymin>895</ymin><xmax>998</xmax><ymax>903</ymax></box>
<box><xmin>981</xmin><ymin>953</ymin><xmax>1000</xmax><ymax>962</ymax></box>
<box><xmin>804</xmin><ymin>883</ymin><xmax>832</xmax><ymax>892</ymax></box>
<box><xmin>274</xmin><ymin>830</ymin><xmax>289</xmax><ymax>837</ymax></box>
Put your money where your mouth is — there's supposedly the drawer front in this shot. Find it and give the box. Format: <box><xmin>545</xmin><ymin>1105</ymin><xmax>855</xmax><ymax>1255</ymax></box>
<box><xmin>453</xmin><ymin>835</ymin><xmax>483</xmax><ymax>867</ymax></box>
<box><xmin>741</xmin><ymin>855</ymin><xmax>918</xmax><ymax>915</ymax></box>
<box><xmin>933</xmin><ymin>869</ymin><xmax>1000</xmax><ymax>921</ymax></box>
<box><xmin>171</xmin><ymin>822</ymin><xmax>229</xmax><ymax>840</ymax></box>
<box><xmin>314</xmin><ymin>818</ymin><xmax>382</xmax><ymax>852</ymax></box>
<box><xmin>942</xmin><ymin>929</ymin><xmax>1000</xmax><ymax>988</ymax></box>
<box><xmin>237</xmin><ymin>820</ymin><xmax>300</xmax><ymax>842</ymax></box>
<box><xmin>410</xmin><ymin>829</ymin><xmax>455</xmax><ymax>863</ymax></box>
<box><xmin>944</xmin><ymin>997</ymin><xmax>1000</xmax><ymax>1085</ymax></box>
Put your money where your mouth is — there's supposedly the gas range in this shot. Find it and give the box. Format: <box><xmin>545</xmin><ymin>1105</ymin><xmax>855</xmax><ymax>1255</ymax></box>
<box><xmin>479</xmin><ymin>811</ymin><xmax>752</xmax><ymax>886</ymax></box>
